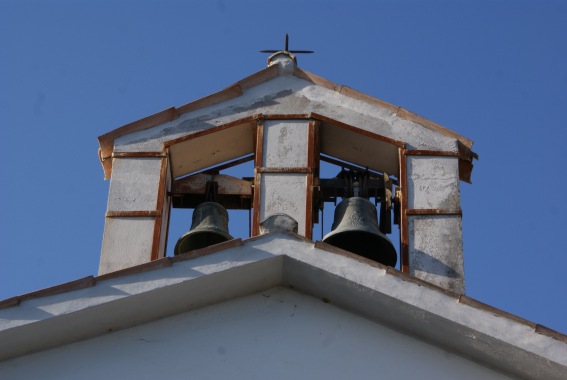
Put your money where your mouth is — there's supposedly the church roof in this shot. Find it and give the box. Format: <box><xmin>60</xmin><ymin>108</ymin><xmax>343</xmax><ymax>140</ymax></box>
<box><xmin>97</xmin><ymin>63</ymin><xmax>477</xmax><ymax>182</ymax></box>
<box><xmin>1</xmin><ymin>232</ymin><xmax>565</xmax><ymax>379</ymax></box>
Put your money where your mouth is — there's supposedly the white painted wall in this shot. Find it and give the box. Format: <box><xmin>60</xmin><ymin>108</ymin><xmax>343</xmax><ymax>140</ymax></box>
<box><xmin>260</xmin><ymin>174</ymin><xmax>307</xmax><ymax>235</ymax></box>
<box><xmin>0</xmin><ymin>287</ymin><xmax>514</xmax><ymax>380</ymax></box>
<box><xmin>263</xmin><ymin>120</ymin><xmax>308</xmax><ymax>168</ymax></box>
<box><xmin>99</xmin><ymin>216</ymin><xmax>156</xmax><ymax>271</ymax></box>
<box><xmin>259</xmin><ymin>120</ymin><xmax>309</xmax><ymax>234</ymax></box>
<box><xmin>406</xmin><ymin>156</ymin><xmax>464</xmax><ymax>292</ymax></box>
<box><xmin>111</xmin><ymin>75</ymin><xmax>458</xmax><ymax>154</ymax></box>
<box><xmin>407</xmin><ymin>156</ymin><xmax>460</xmax><ymax>211</ymax></box>
<box><xmin>106</xmin><ymin>157</ymin><xmax>162</xmax><ymax>212</ymax></box>
<box><xmin>409</xmin><ymin>215</ymin><xmax>464</xmax><ymax>292</ymax></box>
<box><xmin>99</xmin><ymin>157</ymin><xmax>164</xmax><ymax>274</ymax></box>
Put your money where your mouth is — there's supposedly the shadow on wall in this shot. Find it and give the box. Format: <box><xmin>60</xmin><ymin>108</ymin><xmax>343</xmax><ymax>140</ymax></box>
<box><xmin>410</xmin><ymin>249</ymin><xmax>461</xmax><ymax>279</ymax></box>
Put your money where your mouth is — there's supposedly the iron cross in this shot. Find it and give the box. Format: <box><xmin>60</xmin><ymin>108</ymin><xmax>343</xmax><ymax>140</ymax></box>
<box><xmin>260</xmin><ymin>34</ymin><xmax>314</xmax><ymax>54</ymax></box>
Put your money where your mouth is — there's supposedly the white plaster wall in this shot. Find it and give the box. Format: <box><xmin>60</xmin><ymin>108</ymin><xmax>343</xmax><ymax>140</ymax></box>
<box><xmin>409</xmin><ymin>215</ymin><xmax>465</xmax><ymax>293</ymax></box>
<box><xmin>112</xmin><ymin>75</ymin><xmax>458</xmax><ymax>154</ymax></box>
<box><xmin>107</xmin><ymin>157</ymin><xmax>162</xmax><ymax>212</ymax></box>
<box><xmin>406</xmin><ymin>156</ymin><xmax>463</xmax><ymax>292</ymax></box>
<box><xmin>100</xmin><ymin>157</ymin><xmax>164</xmax><ymax>274</ymax></box>
<box><xmin>0</xmin><ymin>288</ymin><xmax>513</xmax><ymax>380</ymax></box>
<box><xmin>260</xmin><ymin>174</ymin><xmax>307</xmax><ymax>235</ymax></box>
<box><xmin>263</xmin><ymin>120</ymin><xmax>308</xmax><ymax>168</ymax></box>
<box><xmin>99</xmin><ymin>217</ymin><xmax>156</xmax><ymax>273</ymax></box>
<box><xmin>407</xmin><ymin>156</ymin><xmax>460</xmax><ymax>210</ymax></box>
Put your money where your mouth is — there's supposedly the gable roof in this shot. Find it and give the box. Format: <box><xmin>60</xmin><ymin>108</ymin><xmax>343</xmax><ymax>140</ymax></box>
<box><xmin>1</xmin><ymin>233</ymin><xmax>565</xmax><ymax>379</ymax></box>
<box><xmin>97</xmin><ymin>64</ymin><xmax>477</xmax><ymax>182</ymax></box>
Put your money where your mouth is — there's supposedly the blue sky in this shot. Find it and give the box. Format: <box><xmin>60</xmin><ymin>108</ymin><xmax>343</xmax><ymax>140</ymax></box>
<box><xmin>1</xmin><ymin>0</ymin><xmax>566</xmax><ymax>334</ymax></box>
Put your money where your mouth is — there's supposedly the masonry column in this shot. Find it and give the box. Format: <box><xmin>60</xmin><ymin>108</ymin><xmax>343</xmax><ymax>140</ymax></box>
<box><xmin>99</xmin><ymin>153</ymin><xmax>170</xmax><ymax>275</ymax></box>
<box><xmin>253</xmin><ymin>118</ymin><xmax>314</xmax><ymax>238</ymax></box>
<box><xmin>405</xmin><ymin>152</ymin><xmax>465</xmax><ymax>293</ymax></box>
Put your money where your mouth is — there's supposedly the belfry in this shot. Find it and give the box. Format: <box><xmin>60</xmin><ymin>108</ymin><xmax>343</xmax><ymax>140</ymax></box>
<box><xmin>1</xmin><ymin>39</ymin><xmax>565</xmax><ymax>380</ymax></box>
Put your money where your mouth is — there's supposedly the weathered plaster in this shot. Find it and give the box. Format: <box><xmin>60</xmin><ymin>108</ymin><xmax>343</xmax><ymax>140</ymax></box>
<box><xmin>407</xmin><ymin>156</ymin><xmax>461</xmax><ymax>210</ymax></box>
<box><xmin>409</xmin><ymin>215</ymin><xmax>465</xmax><ymax>293</ymax></box>
<box><xmin>263</xmin><ymin>120</ymin><xmax>308</xmax><ymax>168</ymax></box>
<box><xmin>107</xmin><ymin>157</ymin><xmax>162</xmax><ymax>212</ymax></box>
<box><xmin>100</xmin><ymin>156</ymin><xmax>166</xmax><ymax>274</ymax></box>
<box><xmin>268</xmin><ymin>53</ymin><xmax>296</xmax><ymax>75</ymax></box>
<box><xmin>112</xmin><ymin>75</ymin><xmax>458</xmax><ymax>155</ymax></box>
<box><xmin>99</xmin><ymin>217</ymin><xmax>156</xmax><ymax>274</ymax></box>
<box><xmin>260</xmin><ymin>174</ymin><xmax>307</xmax><ymax>235</ymax></box>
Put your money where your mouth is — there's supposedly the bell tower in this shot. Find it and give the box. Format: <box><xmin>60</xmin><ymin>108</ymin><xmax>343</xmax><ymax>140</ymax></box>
<box><xmin>97</xmin><ymin>45</ymin><xmax>475</xmax><ymax>294</ymax></box>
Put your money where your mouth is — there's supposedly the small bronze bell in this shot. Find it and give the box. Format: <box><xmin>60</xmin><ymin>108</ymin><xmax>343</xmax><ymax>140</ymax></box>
<box><xmin>323</xmin><ymin>197</ymin><xmax>397</xmax><ymax>266</ymax></box>
<box><xmin>174</xmin><ymin>202</ymin><xmax>233</xmax><ymax>255</ymax></box>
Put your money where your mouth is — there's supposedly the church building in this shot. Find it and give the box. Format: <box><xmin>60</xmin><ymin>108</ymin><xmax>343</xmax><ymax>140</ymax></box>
<box><xmin>1</xmin><ymin>41</ymin><xmax>565</xmax><ymax>379</ymax></box>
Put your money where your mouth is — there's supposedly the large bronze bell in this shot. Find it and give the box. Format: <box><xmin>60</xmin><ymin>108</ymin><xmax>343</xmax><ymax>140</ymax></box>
<box><xmin>174</xmin><ymin>202</ymin><xmax>233</xmax><ymax>255</ymax></box>
<box><xmin>323</xmin><ymin>197</ymin><xmax>397</xmax><ymax>266</ymax></box>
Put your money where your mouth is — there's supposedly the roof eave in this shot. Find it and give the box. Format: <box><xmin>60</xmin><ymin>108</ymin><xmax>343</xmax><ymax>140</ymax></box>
<box><xmin>0</xmin><ymin>233</ymin><xmax>565</xmax><ymax>379</ymax></box>
<box><xmin>97</xmin><ymin>65</ymin><xmax>477</xmax><ymax>181</ymax></box>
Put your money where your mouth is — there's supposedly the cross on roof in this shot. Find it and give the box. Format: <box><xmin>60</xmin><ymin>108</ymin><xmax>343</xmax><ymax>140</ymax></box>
<box><xmin>260</xmin><ymin>34</ymin><xmax>314</xmax><ymax>54</ymax></box>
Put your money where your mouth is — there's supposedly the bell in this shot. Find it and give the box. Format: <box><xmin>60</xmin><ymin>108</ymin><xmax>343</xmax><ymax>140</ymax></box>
<box><xmin>174</xmin><ymin>202</ymin><xmax>233</xmax><ymax>255</ymax></box>
<box><xmin>323</xmin><ymin>197</ymin><xmax>397</xmax><ymax>266</ymax></box>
